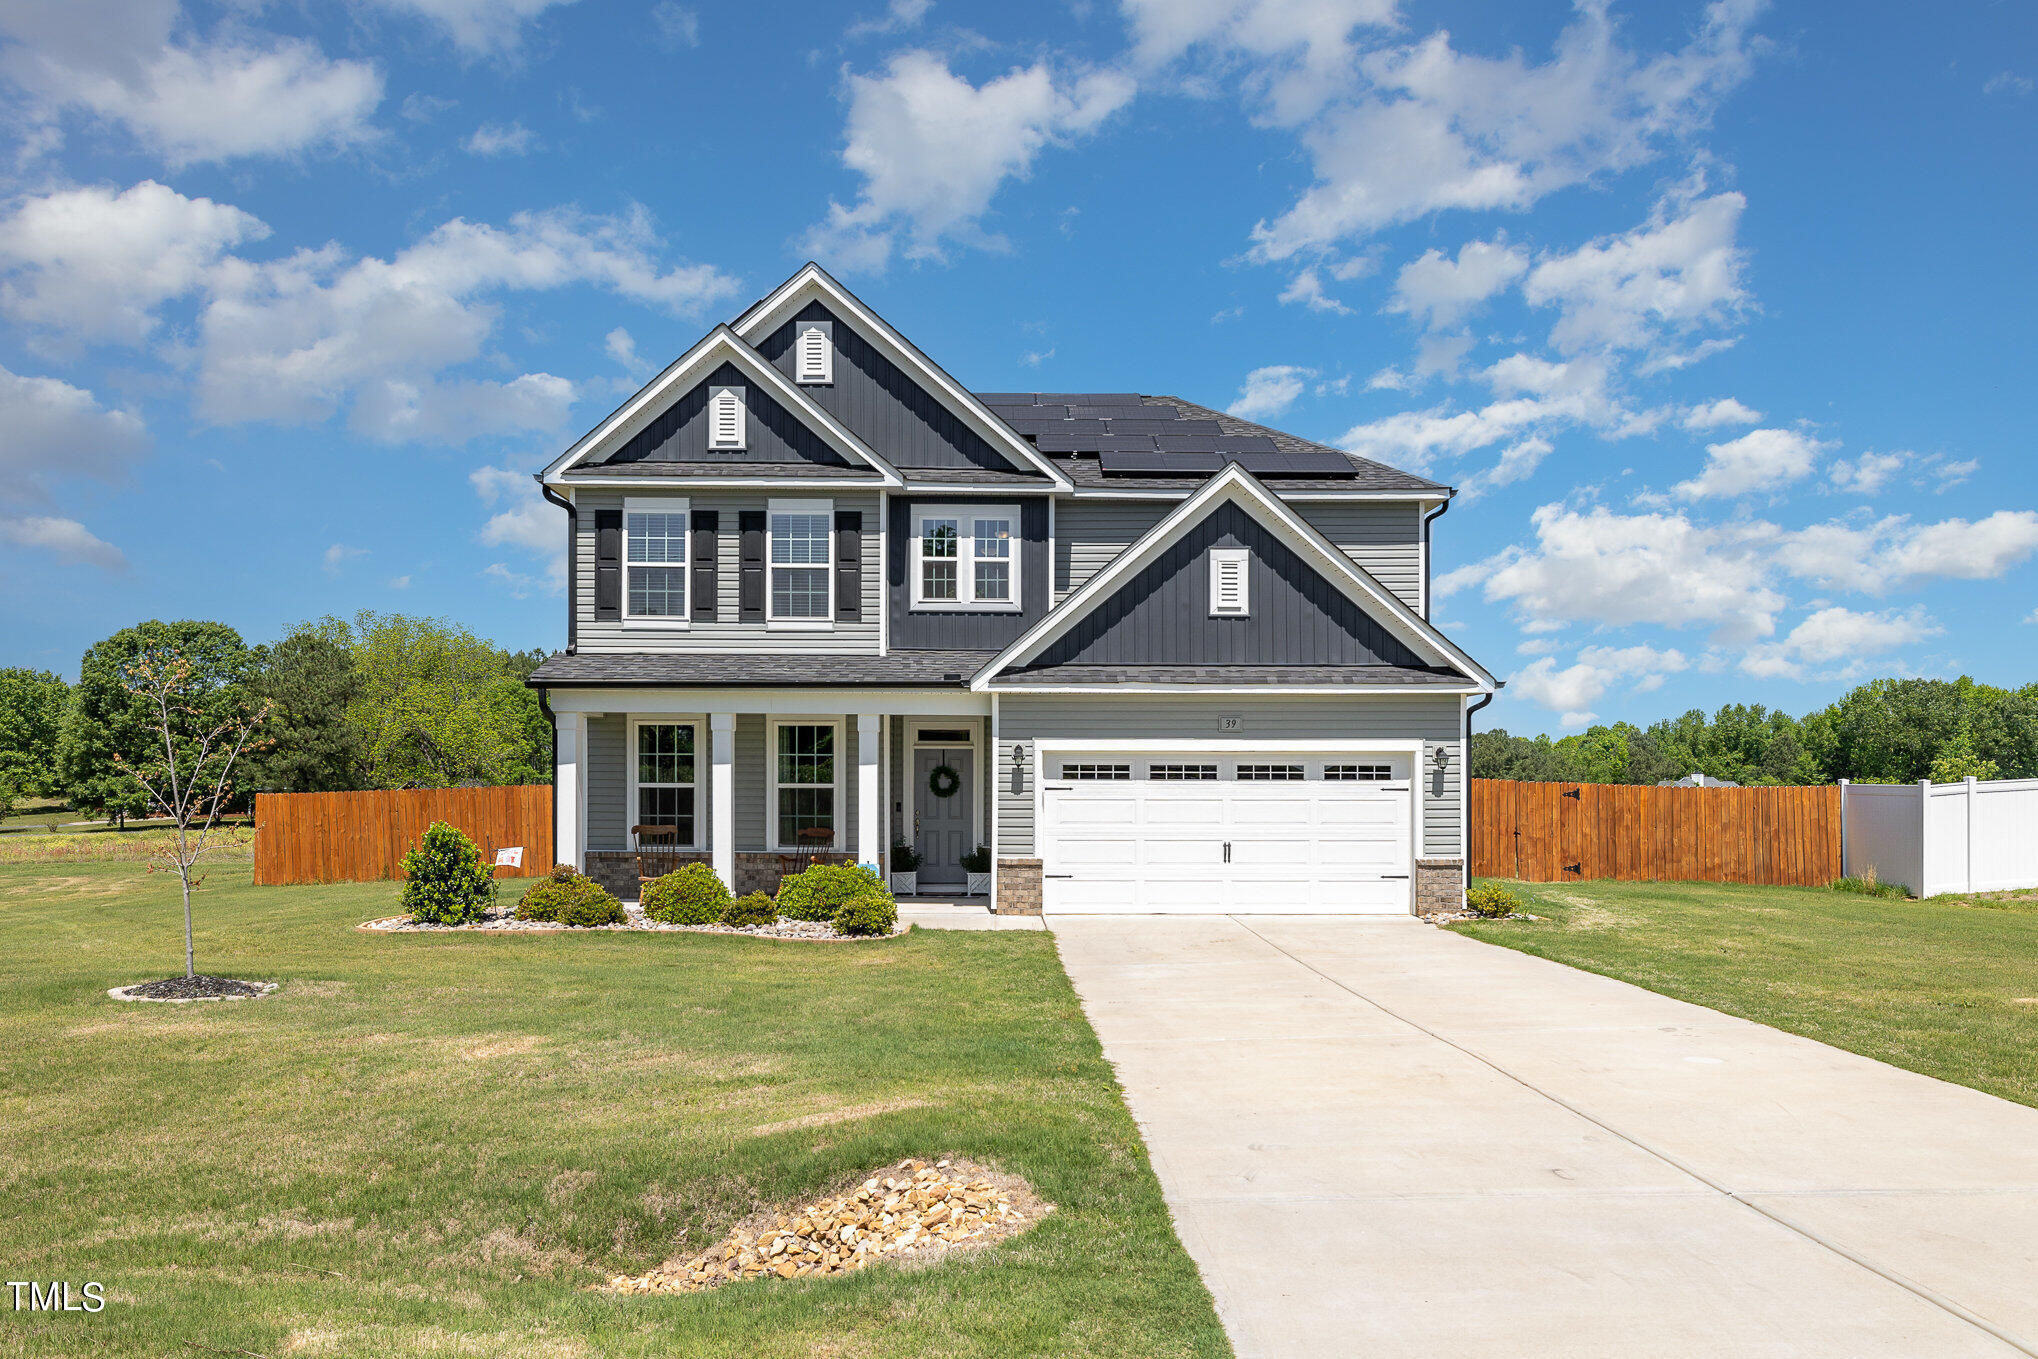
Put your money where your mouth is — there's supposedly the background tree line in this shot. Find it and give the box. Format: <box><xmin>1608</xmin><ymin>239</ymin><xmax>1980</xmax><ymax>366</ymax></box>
<box><xmin>1473</xmin><ymin>677</ymin><xmax>2038</xmax><ymax>787</ymax></box>
<box><xmin>0</xmin><ymin>613</ymin><xmax>550</xmax><ymax>821</ymax></box>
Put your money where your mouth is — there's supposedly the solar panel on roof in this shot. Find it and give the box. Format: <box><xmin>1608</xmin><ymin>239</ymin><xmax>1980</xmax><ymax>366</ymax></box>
<box><xmin>998</xmin><ymin>414</ymin><xmax>1085</xmax><ymax>434</ymax></box>
<box><xmin>1109</xmin><ymin>418</ymin><xmax>1218</xmax><ymax>437</ymax></box>
<box><xmin>1039</xmin><ymin>432</ymin><xmax>1165</xmax><ymax>453</ymax></box>
<box><xmin>1100</xmin><ymin>449</ymin><xmax>1222</xmax><ymax>476</ymax></box>
<box><xmin>977</xmin><ymin>393</ymin><xmax>1043</xmax><ymax>402</ymax></box>
<box><xmin>1033</xmin><ymin>393</ymin><xmax>1143</xmax><ymax>404</ymax></box>
<box><xmin>1067</xmin><ymin>406</ymin><xmax>1171</xmax><ymax>421</ymax></box>
<box><xmin>1155</xmin><ymin>433</ymin><xmax>1277</xmax><ymax>453</ymax></box>
<box><xmin>1227</xmin><ymin>449</ymin><xmax>1356</xmax><ymax>476</ymax></box>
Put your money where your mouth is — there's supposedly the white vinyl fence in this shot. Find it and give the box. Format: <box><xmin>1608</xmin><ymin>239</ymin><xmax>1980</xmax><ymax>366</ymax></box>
<box><xmin>1840</xmin><ymin>777</ymin><xmax>2038</xmax><ymax>898</ymax></box>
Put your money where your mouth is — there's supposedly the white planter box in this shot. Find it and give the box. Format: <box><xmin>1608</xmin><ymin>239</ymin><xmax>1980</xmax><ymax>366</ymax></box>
<box><xmin>889</xmin><ymin>871</ymin><xmax>918</xmax><ymax>897</ymax></box>
<box><xmin>965</xmin><ymin>870</ymin><xmax>992</xmax><ymax>897</ymax></box>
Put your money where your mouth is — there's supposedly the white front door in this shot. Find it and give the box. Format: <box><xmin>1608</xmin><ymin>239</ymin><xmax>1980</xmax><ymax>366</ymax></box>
<box><xmin>1038</xmin><ymin>754</ymin><xmax>1415</xmax><ymax>914</ymax></box>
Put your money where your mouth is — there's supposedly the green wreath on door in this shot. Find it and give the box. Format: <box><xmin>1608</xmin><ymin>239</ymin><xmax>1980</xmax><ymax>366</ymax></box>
<box><xmin>926</xmin><ymin>763</ymin><xmax>962</xmax><ymax>799</ymax></box>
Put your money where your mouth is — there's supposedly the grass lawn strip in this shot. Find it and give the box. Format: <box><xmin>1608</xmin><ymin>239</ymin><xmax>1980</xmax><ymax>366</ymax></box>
<box><xmin>1454</xmin><ymin>877</ymin><xmax>2038</xmax><ymax>1109</ymax></box>
<box><xmin>0</xmin><ymin>858</ymin><xmax>1230</xmax><ymax>1359</ymax></box>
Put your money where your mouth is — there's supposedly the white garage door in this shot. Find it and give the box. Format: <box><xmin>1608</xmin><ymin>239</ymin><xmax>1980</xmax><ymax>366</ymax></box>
<box><xmin>1039</xmin><ymin>753</ymin><xmax>1415</xmax><ymax>914</ymax></box>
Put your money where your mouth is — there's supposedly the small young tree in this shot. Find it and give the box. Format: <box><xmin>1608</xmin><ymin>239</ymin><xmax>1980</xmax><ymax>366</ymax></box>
<box><xmin>114</xmin><ymin>646</ymin><xmax>270</xmax><ymax>979</ymax></box>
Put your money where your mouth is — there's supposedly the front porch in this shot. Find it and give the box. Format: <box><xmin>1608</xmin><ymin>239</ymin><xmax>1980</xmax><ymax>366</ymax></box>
<box><xmin>549</xmin><ymin>686</ymin><xmax>998</xmax><ymax>904</ymax></box>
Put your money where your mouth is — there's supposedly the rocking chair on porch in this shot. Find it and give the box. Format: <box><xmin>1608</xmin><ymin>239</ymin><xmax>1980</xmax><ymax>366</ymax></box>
<box><xmin>775</xmin><ymin>826</ymin><xmax>836</xmax><ymax>883</ymax></box>
<box><xmin>631</xmin><ymin>824</ymin><xmax>683</xmax><ymax>882</ymax></box>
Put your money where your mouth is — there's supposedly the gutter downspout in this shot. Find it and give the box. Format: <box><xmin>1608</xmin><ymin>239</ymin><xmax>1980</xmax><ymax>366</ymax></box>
<box><xmin>1421</xmin><ymin>495</ymin><xmax>1452</xmax><ymax>619</ymax></box>
<box><xmin>539</xmin><ymin>479</ymin><xmax>578</xmax><ymax>654</ymax></box>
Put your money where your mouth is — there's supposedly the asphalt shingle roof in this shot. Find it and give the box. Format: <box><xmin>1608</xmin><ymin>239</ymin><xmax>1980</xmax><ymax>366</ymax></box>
<box><xmin>990</xmin><ymin>664</ymin><xmax>1469</xmax><ymax>687</ymax></box>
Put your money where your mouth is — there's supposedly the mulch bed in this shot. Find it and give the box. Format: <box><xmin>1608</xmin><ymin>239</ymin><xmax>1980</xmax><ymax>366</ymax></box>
<box><xmin>109</xmin><ymin>976</ymin><xmax>278</xmax><ymax>1003</ymax></box>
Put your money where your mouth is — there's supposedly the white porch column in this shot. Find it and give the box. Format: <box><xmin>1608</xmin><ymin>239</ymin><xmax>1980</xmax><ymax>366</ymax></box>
<box><xmin>857</xmin><ymin>712</ymin><xmax>881</xmax><ymax>869</ymax></box>
<box><xmin>555</xmin><ymin>710</ymin><xmax>586</xmax><ymax>870</ymax></box>
<box><xmin>710</xmin><ymin>713</ymin><xmax>736</xmax><ymax>888</ymax></box>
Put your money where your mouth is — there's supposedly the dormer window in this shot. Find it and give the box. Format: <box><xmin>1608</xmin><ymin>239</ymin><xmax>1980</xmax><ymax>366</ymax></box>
<box><xmin>708</xmin><ymin>386</ymin><xmax>745</xmax><ymax>450</ymax></box>
<box><xmin>1210</xmin><ymin>548</ymin><xmax>1249</xmax><ymax>616</ymax></box>
<box><xmin>795</xmin><ymin>320</ymin><xmax>833</xmax><ymax>384</ymax></box>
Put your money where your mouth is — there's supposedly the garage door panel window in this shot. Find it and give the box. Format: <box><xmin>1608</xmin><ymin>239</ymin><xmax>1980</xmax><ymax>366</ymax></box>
<box><xmin>1150</xmin><ymin>763</ymin><xmax>1218</xmax><ymax>781</ymax></box>
<box><xmin>1326</xmin><ymin>763</ymin><xmax>1393</xmax><ymax>781</ymax></box>
<box><xmin>1237</xmin><ymin>764</ymin><xmax>1304</xmax><ymax>781</ymax></box>
<box><xmin>1062</xmin><ymin>762</ymin><xmax>1131</xmax><ymax>780</ymax></box>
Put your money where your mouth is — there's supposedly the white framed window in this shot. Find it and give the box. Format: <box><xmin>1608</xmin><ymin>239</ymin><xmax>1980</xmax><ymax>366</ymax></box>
<box><xmin>630</xmin><ymin>720</ymin><xmax>701</xmax><ymax>848</ymax></box>
<box><xmin>708</xmin><ymin>386</ymin><xmax>745</xmax><ymax>450</ymax></box>
<box><xmin>770</xmin><ymin>719</ymin><xmax>839</xmax><ymax>850</ymax></box>
<box><xmin>1325</xmin><ymin>763</ymin><xmax>1394</xmax><ymax>781</ymax></box>
<box><xmin>1062</xmin><ymin>762</ymin><xmax>1131</xmax><ymax>780</ymax></box>
<box><xmin>912</xmin><ymin>503</ymin><xmax>1020</xmax><ymax>610</ymax></box>
<box><xmin>1210</xmin><ymin>548</ymin><xmax>1250</xmax><ymax>617</ymax></box>
<box><xmin>795</xmin><ymin>320</ymin><xmax>833</xmax><ymax>384</ymax></box>
<box><xmin>768</xmin><ymin>499</ymin><xmax>833</xmax><ymax>623</ymax></box>
<box><xmin>624</xmin><ymin>497</ymin><xmax>688</xmax><ymax>624</ymax></box>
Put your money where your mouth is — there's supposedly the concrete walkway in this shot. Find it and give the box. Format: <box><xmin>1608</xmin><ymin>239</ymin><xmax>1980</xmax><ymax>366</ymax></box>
<box><xmin>1051</xmin><ymin>916</ymin><xmax>2038</xmax><ymax>1359</ymax></box>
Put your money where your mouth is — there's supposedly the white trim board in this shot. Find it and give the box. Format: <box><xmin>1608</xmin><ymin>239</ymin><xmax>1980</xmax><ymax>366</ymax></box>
<box><xmin>731</xmin><ymin>263</ymin><xmax>1073</xmax><ymax>492</ymax></box>
<box><xmin>908</xmin><ymin>719</ymin><xmax>987</xmax><ymax>849</ymax></box>
<box><xmin>542</xmin><ymin>325</ymin><xmax>904</xmax><ymax>487</ymax></box>
<box><xmin>973</xmin><ymin>463</ymin><xmax>1497</xmax><ymax>691</ymax></box>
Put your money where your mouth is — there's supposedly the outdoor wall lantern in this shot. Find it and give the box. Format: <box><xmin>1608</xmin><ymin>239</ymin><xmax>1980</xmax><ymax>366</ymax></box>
<box><xmin>1431</xmin><ymin>746</ymin><xmax>1450</xmax><ymax>773</ymax></box>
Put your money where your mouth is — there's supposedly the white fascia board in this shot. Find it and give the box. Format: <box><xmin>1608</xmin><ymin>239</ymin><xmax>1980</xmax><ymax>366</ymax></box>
<box><xmin>972</xmin><ymin>464</ymin><xmax>1496</xmax><ymax>691</ymax></box>
<box><xmin>732</xmin><ymin>263</ymin><xmax>1073</xmax><ymax>492</ymax></box>
<box><xmin>541</xmin><ymin>324</ymin><xmax>903</xmax><ymax>486</ymax></box>
<box><xmin>985</xmin><ymin>684</ymin><xmax>1484</xmax><ymax>696</ymax></box>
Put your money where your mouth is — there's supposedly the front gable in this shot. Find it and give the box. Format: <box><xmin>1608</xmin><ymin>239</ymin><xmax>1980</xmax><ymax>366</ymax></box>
<box><xmin>593</xmin><ymin>360</ymin><xmax>854</xmax><ymax>470</ymax></box>
<box><xmin>1024</xmin><ymin>501</ymin><xmax>1427</xmax><ymax>669</ymax></box>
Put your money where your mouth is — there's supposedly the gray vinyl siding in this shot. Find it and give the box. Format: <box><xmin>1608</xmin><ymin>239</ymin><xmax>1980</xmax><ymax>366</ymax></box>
<box><xmin>591</xmin><ymin>361</ymin><xmax>857</xmax><ymax>469</ymax></box>
<box><xmin>1053</xmin><ymin>497</ymin><xmax>1427</xmax><ymax>613</ymax></box>
<box><xmin>757</xmin><ymin>302</ymin><xmax>1022</xmax><ymax>474</ymax></box>
<box><xmin>574</xmin><ymin>490</ymin><xmax>881</xmax><ymax>653</ymax></box>
<box><xmin>887</xmin><ymin>497</ymin><xmax>1050</xmax><ymax>650</ymax></box>
<box><xmin>994</xmin><ymin>693</ymin><xmax>1463</xmax><ymax>861</ymax></box>
<box><xmin>587</xmin><ymin>714</ymin><xmax>627</xmax><ymax>850</ymax></box>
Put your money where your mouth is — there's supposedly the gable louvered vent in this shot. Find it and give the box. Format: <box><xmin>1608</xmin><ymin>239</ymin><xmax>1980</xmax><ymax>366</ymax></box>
<box><xmin>1209</xmin><ymin>548</ymin><xmax>1249</xmax><ymax>617</ymax></box>
<box><xmin>796</xmin><ymin>321</ymin><xmax>833</xmax><ymax>384</ymax></box>
<box><xmin>708</xmin><ymin>386</ymin><xmax>745</xmax><ymax>450</ymax></box>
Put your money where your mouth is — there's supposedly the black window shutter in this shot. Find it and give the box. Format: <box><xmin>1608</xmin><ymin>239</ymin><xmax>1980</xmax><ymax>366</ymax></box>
<box><xmin>738</xmin><ymin>510</ymin><xmax>766</xmax><ymax>621</ymax></box>
<box><xmin>594</xmin><ymin>509</ymin><xmax>622</xmax><ymax>621</ymax></box>
<box><xmin>690</xmin><ymin>509</ymin><xmax>718</xmax><ymax>621</ymax></box>
<box><xmin>834</xmin><ymin>510</ymin><xmax>862</xmax><ymax>621</ymax></box>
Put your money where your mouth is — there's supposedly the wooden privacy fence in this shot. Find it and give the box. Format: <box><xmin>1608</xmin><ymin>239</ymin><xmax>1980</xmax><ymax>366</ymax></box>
<box><xmin>254</xmin><ymin>786</ymin><xmax>552</xmax><ymax>886</ymax></box>
<box><xmin>1470</xmin><ymin>779</ymin><xmax>1841</xmax><ymax>886</ymax></box>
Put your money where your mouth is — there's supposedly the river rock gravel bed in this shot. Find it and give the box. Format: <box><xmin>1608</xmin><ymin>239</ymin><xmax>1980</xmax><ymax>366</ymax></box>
<box><xmin>362</xmin><ymin>902</ymin><xmax>902</xmax><ymax>940</ymax></box>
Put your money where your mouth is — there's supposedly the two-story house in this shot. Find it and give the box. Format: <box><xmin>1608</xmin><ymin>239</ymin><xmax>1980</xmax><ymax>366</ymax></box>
<box><xmin>529</xmin><ymin>263</ymin><xmax>1497</xmax><ymax>916</ymax></box>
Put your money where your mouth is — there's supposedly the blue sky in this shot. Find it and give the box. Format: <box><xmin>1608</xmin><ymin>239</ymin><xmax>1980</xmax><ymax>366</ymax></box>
<box><xmin>1</xmin><ymin>0</ymin><xmax>2033</xmax><ymax>735</ymax></box>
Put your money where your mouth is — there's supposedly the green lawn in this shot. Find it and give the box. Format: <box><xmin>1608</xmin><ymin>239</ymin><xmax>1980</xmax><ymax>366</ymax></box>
<box><xmin>0</xmin><ymin>859</ymin><xmax>1227</xmax><ymax>1359</ymax></box>
<box><xmin>1454</xmin><ymin>878</ymin><xmax>2038</xmax><ymax>1108</ymax></box>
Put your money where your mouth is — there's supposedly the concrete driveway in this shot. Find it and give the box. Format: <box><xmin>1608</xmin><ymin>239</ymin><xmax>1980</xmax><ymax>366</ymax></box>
<box><xmin>1052</xmin><ymin>916</ymin><xmax>2038</xmax><ymax>1359</ymax></box>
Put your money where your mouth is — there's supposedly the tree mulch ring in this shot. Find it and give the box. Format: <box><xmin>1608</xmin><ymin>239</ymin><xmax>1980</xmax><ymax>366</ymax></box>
<box><xmin>602</xmin><ymin>1158</ymin><xmax>1050</xmax><ymax>1295</ymax></box>
<box><xmin>109</xmin><ymin>976</ymin><xmax>278</xmax><ymax>1003</ymax></box>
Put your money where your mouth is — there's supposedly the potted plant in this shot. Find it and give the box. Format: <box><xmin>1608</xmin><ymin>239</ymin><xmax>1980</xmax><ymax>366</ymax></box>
<box><xmin>888</xmin><ymin>842</ymin><xmax>921</xmax><ymax>897</ymax></box>
<box><xmin>961</xmin><ymin>844</ymin><xmax>992</xmax><ymax>897</ymax></box>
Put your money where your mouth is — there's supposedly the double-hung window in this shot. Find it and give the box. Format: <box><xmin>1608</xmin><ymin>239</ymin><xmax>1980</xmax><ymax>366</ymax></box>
<box><xmin>624</xmin><ymin>499</ymin><xmax>687</xmax><ymax>622</ymax></box>
<box><xmin>913</xmin><ymin>504</ymin><xmax>1019</xmax><ymax>610</ymax></box>
<box><xmin>768</xmin><ymin>500</ymin><xmax>832</xmax><ymax>622</ymax></box>
<box><xmin>633</xmin><ymin>721</ymin><xmax>699</xmax><ymax>846</ymax></box>
<box><xmin>773</xmin><ymin>721</ymin><xmax>837</xmax><ymax>849</ymax></box>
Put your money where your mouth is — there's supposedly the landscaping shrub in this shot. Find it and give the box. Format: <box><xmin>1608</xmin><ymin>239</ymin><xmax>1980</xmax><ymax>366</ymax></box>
<box><xmin>721</xmin><ymin>892</ymin><xmax>779</xmax><ymax>928</ymax></box>
<box><xmin>1464</xmin><ymin>881</ymin><xmax>1523</xmax><ymax>918</ymax></box>
<box><xmin>778</xmin><ymin>863</ymin><xmax>892</xmax><ymax>922</ymax></box>
<box><xmin>400</xmin><ymin>821</ymin><xmax>497</xmax><ymax>924</ymax></box>
<box><xmin>960</xmin><ymin>844</ymin><xmax>991</xmax><ymax>874</ymax></box>
<box><xmin>833</xmin><ymin>892</ymin><xmax>898</xmax><ymax>937</ymax></box>
<box><xmin>517</xmin><ymin>866</ymin><xmax>623</xmax><ymax>926</ymax></box>
<box><xmin>642</xmin><ymin>862</ymin><xmax>732</xmax><ymax>925</ymax></box>
<box><xmin>1832</xmin><ymin>872</ymin><xmax>1909</xmax><ymax>900</ymax></box>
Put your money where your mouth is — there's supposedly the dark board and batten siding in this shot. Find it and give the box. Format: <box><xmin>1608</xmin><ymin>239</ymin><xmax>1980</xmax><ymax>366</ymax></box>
<box><xmin>591</xmin><ymin>361</ymin><xmax>856</xmax><ymax>469</ymax></box>
<box><xmin>886</xmin><ymin>497</ymin><xmax>1050</xmax><ymax>650</ymax></box>
<box><xmin>757</xmin><ymin>302</ymin><xmax>1025</xmax><ymax>475</ymax></box>
<box><xmin>1029</xmin><ymin>502</ymin><xmax>1426</xmax><ymax>670</ymax></box>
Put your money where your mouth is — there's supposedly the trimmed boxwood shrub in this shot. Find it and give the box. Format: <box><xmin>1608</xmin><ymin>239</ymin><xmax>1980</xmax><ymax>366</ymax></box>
<box><xmin>642</xmin><ymin>862</ymin><xmax>732</xmax><ymax>925</ymax></box>
<box><xmin>960</xmin><ymin>844</ymin><xmax>991</xmax><ymax>874</ymax></box>
<box><xmin>517</xmin><ymin>866</ymin><xmax>623</xmax><ymax>926</ymax></box>
<box><xmin>833</xmin><ymin>893</ymin><xmax>898</xmax><ymax>937</ymax></box>
<box><xmin>1464</xmin><ymin>882</ymin><xmax>1523</xmax><ymax>918</ymax></box>
<box><xmin>777</xmin><ymin>863</ymin><xmax>891</xmax><ymax>922</ymax></box>
<box><xmin>721</xmin><ymin>891</ymin><xmax>779</xmax><ymax>928</ymax></box>
<box><xmin>401</xmin><ymin>822</ymin><xmax>497</xmax><ymax>925</ymax></box>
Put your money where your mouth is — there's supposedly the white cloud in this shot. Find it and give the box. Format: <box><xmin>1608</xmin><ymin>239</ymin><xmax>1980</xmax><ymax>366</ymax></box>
<box><xmin>650</xmin><ymin>2</ymin><xmax>700</xmax><ymax>50</ymax></box>
<box><xmin>1984</xmin><ymin>72</ymin><xmax>2033</xmax><ymax>97</ymax></box>
<box><xmin>1775</xmin><ymin>511</ymin><xmax>2038</xmax><ymax>593</ymax></box>
<box><xmin>1673</xmin><ymin>426</ymin><xmax>1832</xmax><ymax>500</ymax></box>
<box><xmin>474</xmin><ymin>464</ymin><xmax>565</xmax><ymax>592</ymax></box>
<box><xmin>195</xmin><ymin>205</ymin><xmax>736</xmax><ymax>441</ymax></box>
<box><xmin>1681</xmin><ymin>396</ymin><xmax>1761</xmax><ymax>431</ymax></box>
<box><xmin>1459</xmin><ymin>435</ymin><xmax>1552</xmax><ymax>501</ymax></box>
<box><xmin>1826</xmin><ymin>449</ymin><xmax>1905</xmax><ymax>496</ymax></box>
<box><xmin>323</xmin><ymin>542</ymin><xmax>368</xmax><ymax>576</ymax></box>
<box><xmin>1340</xmin><ymin>350</ymin><xmax>1646</xmax><ymax>471</ymax></box>
<box><xmin>1740</xmin><ymin>606</ymin><xmax>1937</xmax><ymax>679</ymax></box>
<box><xmin>365</xmin><ymin>0</ymin><xmax>580</xmax><ymax>55</ymax></box>
<box><xmin>1276</xmin><ymin>267</ymin><xmax>1351</xmax><ymax>314</ymax></box>
<box><xmin>604</xmin><ymin>326</ymin><xmax>646</xmax><ymax>373</ymax></box>
<box><xmin>846</xmin><ymin>0</ymin><xmax>933</xmax><ymax>41</ymax></box>
<box><xmin>804</xmin><ymin>51</ymin><xmax>1133</xmax><ymax>269</ymax></box>
<box><xmin>1227</xmin><ymin>364</ymin><xmax>1313</xmax><ymax>420</ymax></box>
<box><xmin>0</xmin><ymin>2</ymin><xmax>383</xmax><ymax>165</ymax></box>
<box><xmin>1387</xmin><ymin>238</ymin><xmax>1526</xmax><ymax>329</ymax></box>
<box><xmin>1510</xmin><ymin>643</ymin><xmax>1689</xmax><ymax>725</ymax></box>
<box><xmin>463</xmin><ymin>120</ymin><xmax>535</xmax><ymax>156</ymax></box>
<box><xmin>0</xmin><ymin>180</ymin><xmax>268</xmax><ymax>345</ymax></box>
<box><xmin>1523</xmin><ymin>189</ymin><xmax>1748</xmax><ymax>355</ymax></box>
<box><xmin>0</xmin><ymin>514</ymin><xmax>127</xmax><ymax>571</ymax></box>
<box><xmin>1123</xmin><ymin>0</ymin><xmax>1397</xmax><ymax>125</ymax></box>
<box><xmin>0</xmin><ymin>364</ymin><xmax>150</xmax><ymax>496</ymax></box>
<box><xmin>388</xmin><ymin>574</ymin><xmax>412</xmax><ymax>590</ymax></box>
<box><xmin>1020</xmin><ymin>346</ymin><xmax>1054</xmax><ymax>367</ymax></box>
<box><xmin>1243</xmin><ymin>2</ymin><xmax>1765</xmax><ymax>259</ymax></box>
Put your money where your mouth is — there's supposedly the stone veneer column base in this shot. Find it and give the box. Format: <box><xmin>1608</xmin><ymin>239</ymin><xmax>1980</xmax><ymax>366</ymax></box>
<box><xmin>1414</xmin><ymin>859</ymin><xmax>1466</xmax><ymax>917</ymax></box>
<box><xmin>994</xmin><ymin>858</ymin><xmax>1044</xmax><ymax>916</ymax></box>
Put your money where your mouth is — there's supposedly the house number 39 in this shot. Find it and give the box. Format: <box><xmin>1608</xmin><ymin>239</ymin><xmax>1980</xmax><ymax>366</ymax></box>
<box><xmin>1217</xmin><ymin>715</ymin><xmax>1243</xmax><ymax>733</ymax></box>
